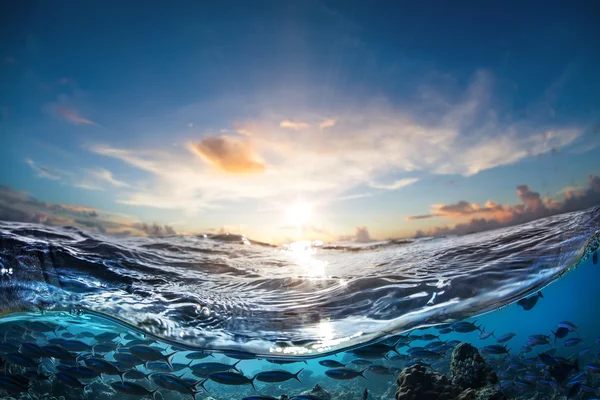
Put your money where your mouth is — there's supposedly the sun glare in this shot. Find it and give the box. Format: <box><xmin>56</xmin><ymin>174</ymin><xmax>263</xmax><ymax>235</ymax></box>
<box><xmin>285</xmin><ymin>201</ymin><xmax>312</xmax><ymax>228</ymax></box>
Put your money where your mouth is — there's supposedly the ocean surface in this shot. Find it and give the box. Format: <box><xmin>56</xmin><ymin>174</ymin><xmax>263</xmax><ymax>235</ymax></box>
<box><xmin>0</xmin><ymin>206</ymin><xmax>599</xmax><ymax>399</ymax></box>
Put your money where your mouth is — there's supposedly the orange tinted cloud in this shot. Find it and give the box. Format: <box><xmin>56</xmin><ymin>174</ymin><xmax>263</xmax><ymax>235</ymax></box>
<box><xmin>411</xmin><ymin>175</ymin><xmax>600</xmax><ymax>237</ymax></box>
<box><xmin>280</xmin><ymin>120</ymin><xmax>310</xmax><ymax>130</ymax></box>
<box><xmin>190</xmin><ymin>136</ymin><xmax>266</xmax><ymax>174</ymax></box>
<box><xmin>57</xmin><ymin>106</ymin><xmax>97</xmax><ymax>125</ymax></box>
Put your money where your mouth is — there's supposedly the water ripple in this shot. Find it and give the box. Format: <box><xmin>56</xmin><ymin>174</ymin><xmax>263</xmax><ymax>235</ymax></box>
<box><xmin>0</xmin><ymin>207</ymin><xmax>599</xmax><ymax>356</ymax></box>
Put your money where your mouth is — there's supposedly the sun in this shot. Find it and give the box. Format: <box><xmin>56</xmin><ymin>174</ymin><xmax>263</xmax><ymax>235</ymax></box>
<box><xmin>285</xmin><ymin>201</ymin><xmax>312</xmax><ymax>228</ymax></box>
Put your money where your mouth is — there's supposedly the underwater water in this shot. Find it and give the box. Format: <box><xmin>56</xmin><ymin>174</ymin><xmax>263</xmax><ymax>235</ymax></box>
<box><xmin>0</xmin><ymin>206</ymin><xmax>599</xmax><ymax>400</ymax></box>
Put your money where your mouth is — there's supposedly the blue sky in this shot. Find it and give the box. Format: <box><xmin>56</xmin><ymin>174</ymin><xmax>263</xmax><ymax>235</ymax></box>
<box><xmin>1</xmin><ymin>1</ymin><xmax>599</xmax><ymax>242</ymax></box>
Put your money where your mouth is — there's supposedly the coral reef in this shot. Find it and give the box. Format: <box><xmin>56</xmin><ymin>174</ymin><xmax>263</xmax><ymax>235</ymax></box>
<box><xmin>450</xmin><ymin>342</ymin><xmax>498</xmax><ymax>390</ymax></box>
<box><xmin>396</xmin><ymin>365</ymin><xmax>456</xmax><ymax>400</ymax></box>
<box><xmin>396</xmin><ymin>342</ymin><xmax>506</xmax><ymax>400</ymax></box>
<box><xmin>298</xmin><ymin>383</ymin><xmax>332</xmax><ymax>400</ymax></box>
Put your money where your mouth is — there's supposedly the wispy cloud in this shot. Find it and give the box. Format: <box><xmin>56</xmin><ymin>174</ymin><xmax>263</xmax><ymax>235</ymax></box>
<box><xmin>89</xmin><ymin>168</ymin><xmax>129</xmax><ymax>187</ymax></box>
<box><xmin>56</xmin><ymin>106</ymin><xmax>97</xmax><ymax>125</ymax></box>
<box><xmin>25</xmin><ymin>158</ymin><xmax>61</xmax><ymax>180</ymax></box>
<box><xmin>369</xmin><ymin>178</ymin><xmax>419</xmax><ymax>190</ymax></box>
<box><xmin>280</xmin><ymin>120</ymin><xmax>310</xmax><ymax>130</ymax></box>
<box><xmin>319</xmin><ymin>119</ymin><xmax>336</xmax><ymax>129</ymax></box>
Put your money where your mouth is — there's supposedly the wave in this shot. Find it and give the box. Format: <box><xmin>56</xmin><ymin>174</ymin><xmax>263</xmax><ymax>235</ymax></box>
<box><xmin>0</xmin><ymin>207</ymin><xmax>599</xmax><ymax>357</ymax></box>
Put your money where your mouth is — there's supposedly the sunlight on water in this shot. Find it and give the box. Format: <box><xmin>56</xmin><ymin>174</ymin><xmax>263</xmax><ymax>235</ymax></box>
<box><xmin>284</xmin><ymin>240</ymin><xmax>328</xmax><ymax>278</ymax></box>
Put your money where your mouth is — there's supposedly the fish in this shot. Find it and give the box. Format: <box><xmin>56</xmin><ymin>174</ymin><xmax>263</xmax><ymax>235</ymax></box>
<box><xmin>362</xmin><ymin>388</ymin><xmax>368</xmax><ymax>400</ymax></box>
<box><xmin>537</xmin><ymin>352</ymin><xmax>557</xmax><ymax>366</ymax></box>
<box><xmin>548</xmin><ymin>359</ymin><xmax>579</xmax><ymax>383</ymax></box>
<box><xmin>438</xmin><ymin>328</ymin><xmax>453</xmax><ymax>334</ymax></box>
<box><xmin>478</xmin><ymin>327</ymin><xmax>495</xmax><ymax>340</ymax></box>
<box><xmin>185</xmin><ymin>351</ymin><xmax>213</xmax><ymax>360</ymax></box>
<box><xmin>83</xmin><ymin>357</ymin><xmax>127</xmax><ymax>379</ymax></box>
<box><xmin>368</xmin><ymin>365</ymin><xmax>393</xmax><ymax>375</ymax></box>
<box><xmin>254</xmin><ymin>369</ymin><xmax>303</xmax><ymax>383</ymax></box>
<box><xmin>520</xmin><ymin>346</ymin><xmax>532</xmax><ymax>353</ymax></box>
<box><xmin>207</xmin><ymin>371</ymin><xmax>256</xmax><ymax>390</ymax></box>
<box><xmin>0</xmin><ymin>374</ymin><xmax>30</xmax><ymax>394</ymax></box>
<box><xmin>517</xmin><ymin>291</ymin><xmax>543</xmax><ymax>311</ymax></box>
<box><xmin>420</xmin><ymin>334</ymin><xmax>440</xmax><ymax>341</ymax></box>
<box><xmin>350</xmin><ymin>343</ymin><xmax>399</xmax><ymax>359</ymax></box>
<box><xmin>190</xmin><ymin>361</ymin><xmax>240</xmax><ymax>377</ymax></box>
<box><xmin>527</xmin><ymin>334</ymin><xmax>550</xmax><ymax>346</ymax></box>
<box><xmin>481</xmin><ymin>345</ymin><xmax>510</xmax><ymax>355</ymax></box>
<box><xmin>95</xmin><ymin>332</ymin><xmax>121</xmax><ymax>342</ymax></box>
<box><xmin>579</xmin><ymin>347</ymin><xmax>592</xmax><ymax>356</ymax></box>
<box><xmin>5</xmin><ymin>353</ymin><xmax>40</xmax><ymax>369</ymax></box>
<box><xmin>318</xmin><ymin>360</ymin><xmax>345</xmax><ymax>368</ymax></box>
<box><xmin>586</xmin><ymin>363</ymin><xmax>600</xmax><ymax>373</ymax></box>
<box><xmin>20</xmin><ymin>343</ymin><xmax>46</xmax><ymax>358</ymax></box>
<box><xmin>57</xmin><ymin>365</ymin><xmax>102</xmax><ymax>380</ymax></box>
<box><xmin>243</xmin><ymin>396</ymin><xmax>280</xmax><ymax>400</ymax></box>
<box><xmin>0</xmin><ymin>343</ymin><xmax>19</xmax><ymax>353</ymax></box>
<box><xmin>566</xmin><ymin>382</ymin><xmax>581</xmax><ymax>398</ymax></box>
<box><xmin>113</xmin><ymin>352</ymin><xmax>144</xmax><ymax>366</ymax></box>
<box><xmin>55</xmin><ymin>372</ymin><xmax>88</xmax><ymax>389</ymax></box>
<box><xmin>552</xmin><ymin>326</ymin><xmax>570</xmax><ymax>343</ymax></box>
<box><xmin>593</xmin><ymin>251</ymin><xmax>598</xmax><ymax>265</ymax></box>
<box><xmin>558</xmin><ymin>321</ymin><xmax>578</xmax><ymax>331</ymax></box>
<box><xmin>52</xmin><ymin>339</ymin><xmax>90</xmax><ymax>352</ymax></box>
<box><xmin>221</xmin><ymin>350</ymin><xmax>256</xmax><ymax>360</ymax></box>
<box><xmin>152</xmin><ymin>373</ymin><xmax>204</xmax><ymax>396</ymax></box>
<box><xmin>451</xmin><ymin>321</ymin><xmax>481</xmax><ymax>333</ymax></box>
<box><xmin>26</xmin><ymin>321</ymin><xmax>60</xmax><ymax>335</ymax></box>
<box><xmin>408</xmin><ymin>349</ymin><xmax>444</xmax><ymax>359</ymax></box>
<box><xmin>350</xmin><ymin>359</ymin><xmax>373</xmax><ymax>366</ymax></box>
<box><xmin>564</xmin><ymin>338</ymin><xmax>583</xmax><ymax>347</ymax></box>
<box><xmin>123</xmin><ymin>369</ymin><xmax>151</xmax><ymax>381</ymax></box>
<box><xmin>495</xmin><ymin>333</ymin><xmax>516</xmax><ymax>343</ymax></box>
<box><xmin>92</xmin><ymin>343</ymin><xmax>119</xmax><ymax>354</ymax></box>
<box><xmin>265</xmin><ymin>358</ymin><xmax>305</xmax><ymax>365</ymax></box>
<box><xmin>324</xmin><ymin>367</ymin><xmax>368</xmax><ymax>380</ymax></box>
<box><xmin>111</xmin><ymin>381</ymin><xmax>157</xmax><ymax>397</ymax></box>
<box><xmin>129</xmin><ymin>345</ymin><xmax>176</xmax><ymax>369</ymax></box>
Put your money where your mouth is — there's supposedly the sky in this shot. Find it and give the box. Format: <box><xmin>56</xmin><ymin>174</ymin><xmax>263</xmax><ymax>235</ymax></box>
<box><xmin>1</xmin><ymin>1</ymin><xmax>599</xmax><ymax>243</ymax></box>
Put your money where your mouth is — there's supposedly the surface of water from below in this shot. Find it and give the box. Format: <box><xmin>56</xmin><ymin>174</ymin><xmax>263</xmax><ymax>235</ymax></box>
<box><xmin>0</xmin><ymin>250</ymin><xmax>599</xmax><ymax>399</ymax></box>
<box><xmin>0</xmin><ymin>208</ymin><xmax>598</xmax><ymax>356</ymax></box>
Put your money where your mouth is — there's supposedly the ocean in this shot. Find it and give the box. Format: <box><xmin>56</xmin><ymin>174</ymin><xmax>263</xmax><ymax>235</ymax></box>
<box><xmin>0</xmin><ymin>206</ymin><xmax>599</xmax><ymax>400</ymax></box>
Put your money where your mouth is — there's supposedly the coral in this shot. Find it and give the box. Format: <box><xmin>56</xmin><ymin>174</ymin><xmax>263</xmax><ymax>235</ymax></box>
<box><xmin>396</xmin><ymin>365</ymin><xmax>456</xmax><ymax>400</ymax></box>
<box><xmin>396</xmin><ymin>343</ymin><xmax>507</xmax><ymax>400</ymax></box>
<box><xmin>456</xmin><ymin>387</ymin><xmax>507</xmax><ymax>400</ymax></box>
<box><xmin>298</xmin><ymin>383</ymin><xmax>332</xmax><ymax>400</ymax></box>
<box><xmin>450</xmin><ymin>343</ymin><xmax>498</xmax><ymax>390</ymax></box>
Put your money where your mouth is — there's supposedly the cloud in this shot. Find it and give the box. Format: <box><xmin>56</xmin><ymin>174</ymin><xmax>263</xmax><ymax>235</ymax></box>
<box><xmin>56</xmin><ymin>106</ymin><xmax>97</xmax><ymax>125</ymax></box>
<box><xmin>90</xmin><ymin>168</ymin><xmax>129</xmax><ymax>187</ymax></box>
<box><xmin>88</xmin><ymin>70</ymin><xmax>587</xmax><ymax>213</ymax></box>
<box><xmin>25</xmin><ymin>159</ymin><xmax>61</xmax><ymax>180</ymax></box>
<box><xmin>189</xmin><ymin>135</ymin><xmax>266</xmax><ymax>174</ymax></box>
<box><xmin>0</xmin><ymin>185</ymin><xmax>176</xmax><ymax>236</ymax></box>
<box><xmin>354</xmin><ymin>226</ymin><xmax>371</xmax><ymax>243</ymax></box>
<box><xmin>369</xmin><ymin>178</ymin><xmax>419</xmax><ymax>191</ymax></box>
<box><xmin>280</xmin><ymin>120</ymin><xmax>310</xmax><ymax>130</ymax></box>
<box><xmin>319</xmin><ymin>119</ymin><xmax>336</xmax><ymax>129</ymax></box>
<box><xmin>412</xmin><ymin>174</ymin><xmax>600</xmax><ymax>237</ymax></box>
<box><xmin>43</xmin><ymin>88</ymin><xmax>97</xmax><ymax>126</ymax></box>
<box><xmin>133</xmin><ymin>222</ymin><xmax>176</xmax><ymax>236</ymax></box>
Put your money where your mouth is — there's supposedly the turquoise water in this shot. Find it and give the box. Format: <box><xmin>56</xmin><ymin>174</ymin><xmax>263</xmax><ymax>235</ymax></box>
<box><xmin>1</xmin><ymin>208</ymin><xmax>599</xmax><ymax>399</ymax></box>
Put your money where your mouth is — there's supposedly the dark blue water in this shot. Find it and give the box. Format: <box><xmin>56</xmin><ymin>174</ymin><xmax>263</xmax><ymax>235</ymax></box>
<box><xmin>0</xmin><ymin>207</ymin><xmax>599</xmax><ymax>399</ymax></box>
